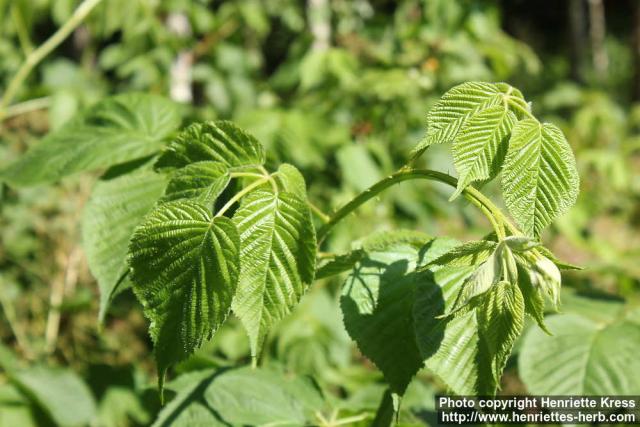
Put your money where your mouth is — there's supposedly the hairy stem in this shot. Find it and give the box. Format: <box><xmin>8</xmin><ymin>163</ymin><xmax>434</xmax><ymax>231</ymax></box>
<box><xmin>0</xmin><ymin>0</ymin><xmax>103</xmax><ymax>119</ymax></box>
<box><xmin>317</xmin><ymin>168</ymin><xmax>518</xmax><ymax>242</ymax></box>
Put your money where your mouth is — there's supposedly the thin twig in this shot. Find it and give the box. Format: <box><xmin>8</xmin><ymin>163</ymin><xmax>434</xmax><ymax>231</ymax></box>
<box><xmin>0</xmin><ymin>0</ymin><xmax>103</xmax><ymax>119</ymax></box>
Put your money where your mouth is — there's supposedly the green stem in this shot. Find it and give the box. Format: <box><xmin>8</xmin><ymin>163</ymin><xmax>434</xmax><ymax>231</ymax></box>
<box><xmin>0</xmin><ymin>0</ymin><xmax>103</xmax><ymax>118</ymax></box>
<box><xmin>11</xmin><ymin>5</ymin><xmax>33</xmax><ymax>55</ymax></box>
<box><xmin>308</xmin><ymin>201</ymin><xmax>331</xmax><ymax>223</ymax></box>
<box><xmin>317</xmin><ymin>168</ymin><xmax>518</xmax><ymax>242</ymax></box>
<box><xmin>2</xmin><ymin>96</ymin><xmax>51</xmax><ymax>119</ymax></box>
<box><xmin>215</xmin><ymin>176</ymin><xmax>270</xmax><ymax>218</ymax></box>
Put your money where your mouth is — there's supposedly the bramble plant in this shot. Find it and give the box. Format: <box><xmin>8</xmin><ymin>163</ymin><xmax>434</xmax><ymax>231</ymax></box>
<box><xmin>0</xmin><ymin>82</ymin><xmax>580</xmax><ymax>412</ymax></box>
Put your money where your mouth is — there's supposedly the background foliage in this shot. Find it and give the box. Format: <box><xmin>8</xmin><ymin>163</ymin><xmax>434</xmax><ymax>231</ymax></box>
<box><xmin>1</xmin><ymin>0</ymin><xmax>639</xmax><ymax>426</ymax></box>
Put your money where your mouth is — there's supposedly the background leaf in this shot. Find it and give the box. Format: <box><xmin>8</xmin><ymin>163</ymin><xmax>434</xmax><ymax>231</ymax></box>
<box><xmin>0</xmin><ymin>93</ymin><xmax>180</xmax><ymax>186</ymax></box>
<box><xmin>82</xmin><ymin>168</ymin><xmax>167</xmax><ymax>322</ymax></box>
<box><xmin>519</xmin><ymin>306</ymin><xmax>640</xmax><ymax>395</ymax></box>
<box><xmin>11</xmin><ymin>367</ymin><xmax>96</xmax><ymax>427</ymax></box>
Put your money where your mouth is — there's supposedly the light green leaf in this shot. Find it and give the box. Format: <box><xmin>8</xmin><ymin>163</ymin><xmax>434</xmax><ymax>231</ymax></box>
<box><xmin>476</xmin><ymin>281</ymin><xmax>525</xmax><ymax>393</ymax></box>
<box><xmin>232</xmin><ymin>190</ymin><xmax>316</xmax><ymax>358</ymax></box>
<box><xmin>450</xmin><ymin>247</ymin><xmax>503</xmax><ymax>312</ymax></box>
<box><xmin>11</xmin><ymin>367</ymin><xmax>96</xmax><ymax>427</ymax></box>
<box><xmin>501</xmin><ymin>120</ymin><xmax>580</xmax><ymax>237</ymax></box>
<box><xmin>155</xmin><ymin>121</ymin><xmax>265</xmax><ymax>171</ymax></box>
<box><xmin>520</xmin><ymin>312</ymin><xmax>640</xmax><ymax>394</ymax></box>
<box><xmin>128</xmin><ymin>202</ymin><xmax>240</xmax><ymax>380</ymax></box>
<box><xmin>451</xmin><ymin>105</ymin><xmax>516</xmax><ymax>198</ymax></box>
<box><xmin>162</xmin><ymin>161</ymin><xmax>230</xmax><ymax>205</ymax></box>
<box><xmin>341</xmin><ymin>237</ymin><xmax>443</xmax><ymax>394</ymax></box>
<box><xmin>517</xmin><ymin>264</ymin><xmax>550</xmax><ymax>334</ymax></box>
<box><xmin>0</xmin><ymin>93</ymin><xmax>180</xmax><ymax>186</ymax></box>
<box><xmin>413</xmin><ymin>266</ymin><xmax>480</xmax><ymax>395</ymax></box>
<box><xmin>82</xmin><ymin>168</ymin><xmax>167</xmax><ymax>322</ymax></box>
<box><xmin>411</xmin><ymin>82</ymin><xmax>525</xmax><ymax>157</ymax></box>
<box><xmin>425</xmin><ymin>240</ymin><xmax>497</xmax><ymax>268</ymax></box>
<box><xmin>274</xmin><ymin>163</ymin><xmax>308</xmax><ymax>199</ymax></box>
<box><xmin>154</xmin><ymin>367</ymin><xmax>325</xmax><ymax>427</ymax></box>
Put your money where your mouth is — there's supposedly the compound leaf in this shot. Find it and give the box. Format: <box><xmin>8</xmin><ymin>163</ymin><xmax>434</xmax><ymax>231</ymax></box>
<box><xmin>231</xmin><ymin>190</ymin><xmax>316</xmax><ymax>359</ymax></box>
<box><xmin>451</xmin><ymin>105</ymin><xmax>516</xmax><ymax>198</ymax></box>
<box><xmin>128</xmin><ymin>202</ymin><xmax>240</xmax><ymax>382</ymax></box>
<box><xmin>502</xmin><ymin>120</ymin><xmax>579</xmax><ymax>237</ymax></box>
<box><xmin>82</xmin><ymin>168</ymin><xmax>167</xmax><ymax>322</ymax></box>
<box><xmin>0</xmin><ymin>93</ymin><xmax>180</xmax><ymax>186</ymax></box>
<box><xmin>162</xmin><ymin>161</ymin><xmax>230</xmax><ymax>205</ymax></box>
<box><xmin>155</xmin><ymin>121</ymin><xmax>265</xmax><ymax>171</ymax></box>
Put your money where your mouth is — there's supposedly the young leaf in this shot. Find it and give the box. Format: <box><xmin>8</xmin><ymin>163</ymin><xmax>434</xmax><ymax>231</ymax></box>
<box><xmin>128</xmin><ymin>202</ymin><xmax>240</xmax><ymax>382</ymax></box>
<box><xmin>476</xmin><ymin>281</ymin><xmax>525</xmax><ymax>393</ymax></box>
<box><xmin>451</xmin><ymin>105</ymin><xmax>516</xmax><ymax>198</ymax></box>
<box><xmin>425</xmin><ymin>240</ymin><xmax>497</xmax><ymax>268</ymax></box>
<box><xmin>155</xmin><ymin>121</ymin><xmax>265</xmax><ymax>171</ymax></box>
<box><xmin>341</xmin><ymin>237</ymin><xmax>443</xmax><ymax>395</ymax></box>
<box><xmin>0</xmin><ymin>93</ymin><xmax>180</xmax><ymax>187</ymax></box>
<box><xmin>162</xmin><ymin>161</ymin><xmax>230</xmax><ymax>205</ymax></box>
<box><xmin>274</xmin><ymin>163</ymin><xmax>308</xmax><ymax>199</ymax></box>
<box><xmin>501</xmin><ymin>120</ymin><xmax>579</xmax><ymax>237</ymax></box>
<box><xmin>450</xmin><ymin>247</ymin><xmax>503</xmax><ymax>312</ymax></box>
<box><xmin>411</xmin><ymin>82</ymin><xmax>525</xmax><ymax>157</ymax></box>
<box><xmin>520</xmin><ymin>311</ymin><xmax>640</xmax><ymax>395</ymax></box>
<box><xmin>231</xmin><ymin>190</ymin><xmax>316</xmax><ymax>359</ymax></box>
<box><xmin>82</xmin><ymin>168</ymin><xmax>167</xmax><ymax>322</ymax></box>
<box><xmin>517</xmin><ymin>264</ymin><xmax>550</xmax><ymax>334</ymax></box>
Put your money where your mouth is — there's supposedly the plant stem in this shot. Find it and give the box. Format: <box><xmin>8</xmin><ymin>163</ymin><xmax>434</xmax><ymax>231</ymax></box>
<box><xmin>317</xmin><ymin>168</ymin><xmax>518</xmax><ymax>242</ymax></box>
<box><xmin>260</xmin><ymin>166</ymin><xmax>278</xmax><ymax>193</ymax></box>
<box><xmin>2</xmin><ymin>96</ymin><xmax>51</xmax><ymax>120</ymax></box>
<box><xmin>308</xmin><ymin>201</ymin><xmax>331</xmax><ymax>223</ymax></box>
<box><xmin>0</xmin><ymin>0</ymin><xmax>103</xmax><ymax>118</ymax></box>
<box><xmin>215</xmin><ymin>176</ymin><xmax>270</xmax><ymax>218</ymax></box>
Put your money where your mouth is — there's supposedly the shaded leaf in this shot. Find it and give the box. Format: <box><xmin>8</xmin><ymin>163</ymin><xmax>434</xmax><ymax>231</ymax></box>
<box><xmin>82</xmin><ymin>168</ymin><xmax>167</xmax><ymax>322</ymax></box>
<box><xmin>162</xmin><ymin>161</ymin><xmax>230</xmax><ymax>205</ymax></box>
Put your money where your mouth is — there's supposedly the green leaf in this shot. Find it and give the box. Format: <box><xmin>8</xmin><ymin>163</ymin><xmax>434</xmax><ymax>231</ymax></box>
<box><xmin>476</xmin><ymin>281</ymin><xmax>525</xmax><ymax>393</ymax></box>
<box><xmin>411</xmin><ymin>82</ymin><xmax>525</xmax><ymax>157</ymax></box>
<box><xmin>450</xmin><ymin>246</ymin><xmax>503</xmax><ymax>312</ymax></box>
<box><xmin>274</xmin><ymin>163</ymin><xmax>308</xmax><ymax>199</ymax></box>
<box><xmin>341</xmin><ymin>239</ymin><xmax>428</xmax><ymax>394</ymax></box>
<box><xmin>162</xmin><ymin>161</ymin><xmax>230</xmax><ymax>205</ymax></box>
<box><xmin>154</xmin><ymin>367</ymin><xmax>325</xmax><ymax>427</ymax></box>
<box><xmin>0</xmin><ymin>93</ymin><xmax>180</xmax><ymax>187</ymax></box>
<box><xmin>413</xmin><ymin>266</ymin><xmax>480</xmax><ymax>395</ymax></box>
<box><xmin>128</xmin><ymin>202</ymin><xmax>240</xmax><ymax>381</ymax></box>
<box><xmin>316</xmin><ymin>250</ymin><xmax>365</xmax><ymax>280</ymax></box>
<box><xmin>425</xmin><ymin>240</ymin><xmax>497</xmax><ymax>268</ymax></box>
<box><xmin>501</xmin><ymin>120</ymin><xmax>580</xmax><ymax>237</ymax></box>
<box><xmin>517</xmin><ymin>264</ymin><xmax>550</xmax><ymax>334</ymax></box>
<box><xmin>155</xmin><ymin>121</ymin><xmax>265</xmax><ymax>171</ymax></box>
<box><xmin>82</xmin><ymin>168</ymin><xmax>167</xmax><ymax>322</ymax></box>
<box><xmin>11</xmin><ymin>367</ymin><xmax>96</xmax><ymax>427</ymax></box>
<box><xmin>519</xmin><ymin>311</ymin><xmax>640</xmax><ymax>394</ymax></box>
<box><xmin>231</xmin><ymin>190</ymin><xmax>316</xmax><ymax>358</ymax></box>
<box><xmin>451</xmin><ymin>105</ymin><xmax>516</xmax><ymax>198</ymax></box>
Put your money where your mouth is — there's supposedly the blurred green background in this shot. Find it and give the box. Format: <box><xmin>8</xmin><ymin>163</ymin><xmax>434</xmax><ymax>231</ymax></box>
<box><xmin>1</xmin><ymin>0</ymin><xmax>639</xmax><ymax>426</ymax></box>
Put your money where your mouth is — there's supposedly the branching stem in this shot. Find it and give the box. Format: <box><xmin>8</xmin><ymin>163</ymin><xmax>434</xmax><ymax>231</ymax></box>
<box><xmin>215</xmin><ymin>176</ymin><xmax>270</xmax><ymax>217</ymax></box>
<box><xmin>0</xmin><ymin>0</ymin><xmax>103</xmax><ymax>119</ymax></box>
